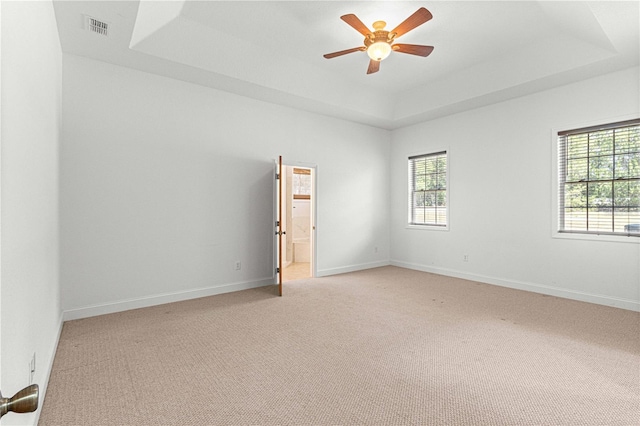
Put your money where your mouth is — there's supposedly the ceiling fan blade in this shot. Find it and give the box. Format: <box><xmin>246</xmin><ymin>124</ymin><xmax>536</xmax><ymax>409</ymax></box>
<box><xmin>367</xmin><ymin>59</ymin><xmax>380</xmax><ymax>74</ymax></box>
<box><xmin>323</xmin><ymin>47</ymin><xmax>366</xmax><ymax>59</ymax></box>
<box><xmin>340</xmin><ymin>14</ymin><xmax>371</xmax><ymax>37</ymax></box>
<box><xmin>390</xmin><ymin>7</ymin><xmax>433</xmax><ymax>38</ymax></box>
<box><xmin>392</xmin><ymin>44</ymin><xmax>434</xmax><ymax>57</ymax></box>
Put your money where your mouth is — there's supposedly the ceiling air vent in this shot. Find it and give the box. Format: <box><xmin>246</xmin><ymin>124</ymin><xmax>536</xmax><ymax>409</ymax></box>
<box><xmin>84</xmin><ymin>16</ymin><xmax>109</xmax><ymax>37</ymax></box>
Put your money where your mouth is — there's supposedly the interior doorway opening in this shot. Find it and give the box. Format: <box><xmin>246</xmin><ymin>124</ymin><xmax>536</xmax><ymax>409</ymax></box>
<box><xmin>281</xmin><ymin>165</ymin><xmax>314</xmax><ymax>282</ymax></box>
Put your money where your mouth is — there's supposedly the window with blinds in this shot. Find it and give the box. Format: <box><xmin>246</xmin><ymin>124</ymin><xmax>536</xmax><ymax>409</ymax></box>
<box><xmin>293</xmin><ymin>168</ymin><xmax>311</xmax><ymax>200</ymax></box>
<box><xmin>558</xmin><ymin>119</ymin><xmax>640</xmax><ymax>236</ymax></box>
<box><xmin>409</xmin><ymin>152</ymin><xmax>447</xmax><ymax>226</ymax></box>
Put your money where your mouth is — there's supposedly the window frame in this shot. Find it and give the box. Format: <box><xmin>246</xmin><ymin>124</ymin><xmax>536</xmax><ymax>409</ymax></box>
<box><xmin>552</xmin><ymin>116</ymin><xmax>640</xmax><ymax>243</ymax></box>
<box><xmin>292</xmin><ymin>167</ymin><xmax>311</xmax><ymax>200</ymax></box>
<box><xmin>407</xmin><ymin>150</ymin><xmax>450</xmax><ymax>231</ymax></box>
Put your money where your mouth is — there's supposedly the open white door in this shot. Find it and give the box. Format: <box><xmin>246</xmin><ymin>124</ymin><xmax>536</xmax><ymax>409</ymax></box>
<box><xmin>275</xmin><ymin>157</ymin><xmax>317</xmax><ymax>292</ymax></box>
<box><xmin>274</xmin><ymin>156</ymin><xmax>284</xmax><ymax>296</ymax></box>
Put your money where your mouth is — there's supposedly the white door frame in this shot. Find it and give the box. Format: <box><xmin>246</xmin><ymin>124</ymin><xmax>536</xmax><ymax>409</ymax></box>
<box><xmin>282</xmin><ymin>159</ymin><xmax>317</xmax><ymax>279</ymax></box>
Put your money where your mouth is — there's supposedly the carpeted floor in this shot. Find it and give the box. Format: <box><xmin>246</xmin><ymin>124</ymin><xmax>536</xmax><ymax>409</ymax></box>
<box><xmin>39</xmin><ymin>266</ymin><xmax>640</xmax><ymax>425</ymax></box>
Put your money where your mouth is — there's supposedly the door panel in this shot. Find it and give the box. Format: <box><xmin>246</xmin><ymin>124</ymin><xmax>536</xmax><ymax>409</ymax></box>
<box><xmin>274</xmin><ymin>156</ymin><xmax>283</xmax><ymax>296</ymax></box>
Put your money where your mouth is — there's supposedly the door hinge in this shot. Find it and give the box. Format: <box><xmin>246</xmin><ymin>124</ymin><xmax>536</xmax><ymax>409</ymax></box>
<box><xmin>276</xmin><ymin>221</ymin><xmax>280</xmax><ymax>227</ymax></box>
<box><xmin>276</xmin><ymin>267</ymin><xmax>280</xmax><ymax>273</ymax></box>
<box><xmin>276</xmin><ymin>173</ymin><xmax>280</xmax><ymax>180</ymax></box>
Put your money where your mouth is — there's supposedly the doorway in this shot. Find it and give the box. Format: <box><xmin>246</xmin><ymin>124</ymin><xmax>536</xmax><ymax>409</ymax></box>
<box><xmin>281</xmin><ymin>164</ymin><xmax>315</xmax><ymax>282</ymax></box>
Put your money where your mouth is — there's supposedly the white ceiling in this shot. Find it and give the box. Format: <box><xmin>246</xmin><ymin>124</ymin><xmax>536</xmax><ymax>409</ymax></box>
<box><xmin>53</xmin><ymin>1</ymin><xmax>640</xmax><ymax>129</ymax></box>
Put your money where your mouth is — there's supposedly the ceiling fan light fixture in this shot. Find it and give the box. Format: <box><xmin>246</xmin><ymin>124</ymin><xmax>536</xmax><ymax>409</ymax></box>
<box><xmin>367</xmin><ymin>41</ymin><xmax>391</xmax><ymax>61</ymax></box>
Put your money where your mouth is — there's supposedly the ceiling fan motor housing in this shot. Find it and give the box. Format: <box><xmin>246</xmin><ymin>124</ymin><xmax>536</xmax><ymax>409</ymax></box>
<box><xmin>364</xmin><ymin>21</ymin><xmax>395</xmax><ymax>48</ymax></box>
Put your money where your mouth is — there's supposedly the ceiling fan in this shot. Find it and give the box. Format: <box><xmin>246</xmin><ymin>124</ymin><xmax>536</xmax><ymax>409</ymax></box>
<box><xmin>323</xmin><ymin>7</ymin><xmax>434</xmax><ymax>75</ymax></box>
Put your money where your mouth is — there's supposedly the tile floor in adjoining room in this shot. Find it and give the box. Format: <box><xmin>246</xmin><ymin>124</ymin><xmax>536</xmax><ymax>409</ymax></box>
<box><xmin>283</xmin><ymin>262</ymin><xmax>311</xmax><ymax>282</ymax></box>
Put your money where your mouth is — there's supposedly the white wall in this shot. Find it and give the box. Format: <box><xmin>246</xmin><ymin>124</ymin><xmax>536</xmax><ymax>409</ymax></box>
<box><xmin>1</xmin><ymin>1</ymin><xmax>62</xmax><ymax>425</ymax></box>
<box><xmin>390</xmin><ymin>66</ymin><xmax>640</xmax><ymax>310</ymax></box>
<box><xmin>60</xmin><ymin>55</ymin><xmax>390</xmax><ymax>318</ymax></box>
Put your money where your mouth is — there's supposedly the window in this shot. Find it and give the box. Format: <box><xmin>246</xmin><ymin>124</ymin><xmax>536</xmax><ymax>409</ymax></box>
<box><xmin>409</xmin><ymin>152</ymin><xmax>447</xmax><ymax>227</ymax></box>
<box><xmin>293</xmin><ymin>168</ymin><xmax>311</xmax><ymax>200</ymax></box>
<box><xmin>558</xmin><ymin>119</ymin><xmax>640</xmax><ymax>236</ymax></box>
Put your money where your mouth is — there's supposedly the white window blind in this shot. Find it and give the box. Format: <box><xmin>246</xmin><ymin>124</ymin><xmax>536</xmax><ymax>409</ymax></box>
<box><xmin>409</xmin><ymin>152</ymin><xmax>447</xmax><ymax>226</ymax></box>
<box><xmin>292</xmin><ymin>167</ymin><xmax>311</xmax><ymax>200</ymax></box>
<box><xmin>558</xmin><ymin>119</ymin><xmax>640</xmax><ymax>236</ymax></box>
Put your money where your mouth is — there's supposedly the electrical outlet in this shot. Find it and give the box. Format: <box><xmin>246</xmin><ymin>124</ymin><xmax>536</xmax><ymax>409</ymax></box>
<box><xmin>235</xmin><ymin>261</ymin><xmax>241</xmax><ymax>271</ymax></box>
<box><xmin>463</xmin><ymin>254</ymin><xmax>469</xmax><ymax>262</ymax></box>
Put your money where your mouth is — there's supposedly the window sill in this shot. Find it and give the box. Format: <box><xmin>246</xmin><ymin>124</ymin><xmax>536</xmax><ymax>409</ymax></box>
<box><xmin>406</xmin><ymin>224</ymin><xmax>449</xmax><ymax>232</ymax></box>
<box><xmin>553</xmin><ymin>231</ymin><xmax>640</xmax><ymax>244</ymax></box>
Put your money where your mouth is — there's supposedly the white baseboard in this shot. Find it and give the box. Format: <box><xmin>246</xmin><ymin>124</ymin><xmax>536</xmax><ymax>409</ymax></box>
<box><xmin>317</xmin><ymin>260</ymin><xmax>391</xmax><ymax>277</ymax></box>
<box><xmin>62</xmin><ymin>277</ymin><xmax>275</xmax><ymax>321</ymax></box>
<box><xmin>391</xmin><ymin>260</ymin><xmax>640</xmax><ymax>312</ymax></box>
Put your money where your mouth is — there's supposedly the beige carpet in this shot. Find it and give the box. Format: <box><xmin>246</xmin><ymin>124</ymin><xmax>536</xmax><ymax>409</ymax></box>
<box><xmin>39</xmin><ymin>266</ymin><xmax>639</xmax><ymax>425</ymax></box>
